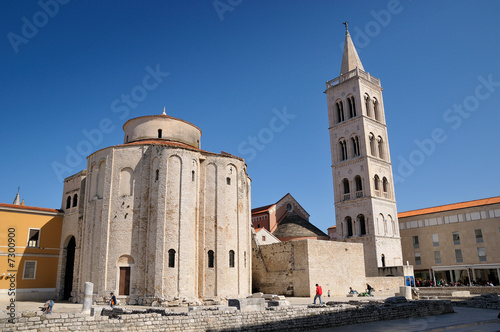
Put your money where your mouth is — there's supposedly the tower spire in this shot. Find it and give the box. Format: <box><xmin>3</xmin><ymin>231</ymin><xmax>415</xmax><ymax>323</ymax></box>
<box><xmin>340</xmin><ymin>22</ymin><xmax>364</xmax><ymax>75</ymax></box>
<box><xmin>13</xmin><ymin>187</ymin><xmax>21</xmax><ymax>205</ymax></box>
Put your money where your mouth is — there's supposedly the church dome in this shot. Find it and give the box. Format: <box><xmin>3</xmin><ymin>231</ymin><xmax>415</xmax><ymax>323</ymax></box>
<box><xmin>123</xmin><ymin>113</ymin><xmax>201</xmax><ymax>148</ymax></box>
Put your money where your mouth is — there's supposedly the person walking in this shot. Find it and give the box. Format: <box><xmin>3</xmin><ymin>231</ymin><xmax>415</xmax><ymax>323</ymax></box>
<box><xmin>366</xmin><ymin>283</ymin><xmax>374</xmax><ymax>296</ymax></box>
<box><xmin>109</xmin><ymin>292</ymin><xmax>117</xmax><ymax>308</ymax></box>
<box><xmin>313</xmin><ymin>284</ymin><xmax>323</xmax><ymax>304</ymax></box>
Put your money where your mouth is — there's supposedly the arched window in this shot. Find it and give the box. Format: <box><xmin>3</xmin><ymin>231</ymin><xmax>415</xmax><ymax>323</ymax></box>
<box><xmin>229</xmin><ymin>250</ymin><xmax>235</xmax><ymax>268</ymax></box>
<box><xmin>388</xmin><ymin>215</ymin><xmax>396</xmax><ymax>236</ymax></box>
<box><xmin>364</xmin><ymin>94</ymin><xmax>373</xmax><ymax>118</ymax></box>
<box><xmin>336</xmin><ymin>100</ymin><xmax>344</xmax><ymax>123</ymax></box>
<box><xmin>351</xmin><ymin>136</ymin><xmax>360</xmax><ymax>157</ymax></box>
<box><xmin>72</xmin><ymin>194</ymin><xmax>78</xmax><ymax>207</ymax></box>
<box><xmin>374</xmin><ymin>175</ymin><xmax>380</xmax><ymax>196</ymax></box>
<box><xmin>208</xmin><ymin>250</ymin><xmax>215</xmax><ymax>268</ymax></box>
<box><xmin>347</xmin><ymin>96</ymin><xmax>356</xmax><ymax>118</ymax></box>
<box><xmin>191</xmin><ymin>170</ymin><xmax>195</xmax><ymax>182</ymax></box>
<box><xmin>345</xmin><ymin>217</ymin><xmax>353</xmax><ymax>237</ymax></box>
<box><xmin>369</xmin><ymin>133</ymin><xmax>376</xmax><ymax>156</ymax></box>
<box><xmin>97</xmin><ymin>161</ymin><xmax>105</xmax><ymax>198</ymax></box>
<box><xmin>89</xmin><ymin>164</ymin><xmax>97</xmax><ymax>198</ymax></box>
<box><xmin>119</xmin><ymin>168</ymin><xmax>133</xmax><ymax>196</ymax></box>
<box><xmin>354</xmin><ymin>176</ymin><xmax>362</xmax><ymax>198</ymax></box>
<box><xmin>358</xmin><ymin>214</ymin><xmax>366</xmax><ymax>235</ymax></box>
<box><xmin>168</xmin><ymin>249</ymin><xmax>175</xmax><ymax>268</ymax></box>
<box><xmin>373</xmin><ymin>98</ymin><xmax>379</xmax><ymax>121</ymax></box>
<box><xmin>383</xmin><ymin>177</ymin><xmax>389</xmax><ymax>198</ymax></box>
<box><xmin>226</xmin><ymin>177</ymin><xmax>231</xmax><ymax>185</ymax></box>
<box><xmin>377</xmin><ymin>213</ymin><xmax>385</xmax><ymax>235</ymax></box>
<box><xmin>158</xmin><ymin>129</ymin><xmax>162</xmax><ymax>138</ymax></box>
<box><xmin>381</xmin><ymin>254</ymin><xmax>386</xmax><ymax>267</ymax></box>
<box><xmin>155</xmin><ymin>169</ymin><xmax>159</xmax><ymax>181</ymax></box>
<box><xmin>338</xmin><ymin>139</ymin><xmax>348</xmax><ymax>161</ymax></box>
<box><xmin>66</xmin><ymin>196</ymin><xmax>71</xmax><ymax>209</ymax></box>
<box><xmin>342</xmin><ymin>178</ymin><xmax>350</xmax><ymax>201</ymax></box>
<box><xmin>377</xmin><ymin>136</ymin><xmax>384</xmax><ymax>159</ymax></box>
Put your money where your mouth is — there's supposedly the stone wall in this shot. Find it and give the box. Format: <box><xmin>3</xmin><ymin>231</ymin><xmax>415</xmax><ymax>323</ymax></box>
<box><xmin>417</xmin><ymin>286</ymin><xmax>500</xmax><ymax>297</ymax></box>
<box><xmin>253</xmin><ymin>239</ymin><xmax>376</xmax><ymax>297</ymax></box>
<box><xmin>365</xmin><ymin>276</ymin><xmax>405</xmax><ymax>295</ymax></box>
<box><xmin>0</xmin><ymin>300</ymin><xmax>454</xmax><ymax>331</ymax></box>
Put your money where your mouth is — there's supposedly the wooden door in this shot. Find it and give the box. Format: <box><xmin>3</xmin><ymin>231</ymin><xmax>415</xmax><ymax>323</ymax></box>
<box><xmin>119</xmin><ymin>267</ymin><xmax>130</xmax><ymax>295</ymax></box>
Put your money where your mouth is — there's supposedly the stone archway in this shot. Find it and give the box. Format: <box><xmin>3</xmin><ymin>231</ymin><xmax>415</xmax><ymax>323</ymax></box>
<box><xmin>63</xmin><ymin>236</ymin><xmax>76</xmax><ymax>300</ymax></box>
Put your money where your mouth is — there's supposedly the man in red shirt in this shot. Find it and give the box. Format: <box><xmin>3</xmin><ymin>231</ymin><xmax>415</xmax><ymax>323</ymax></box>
<box><xmin>313</xmin><ymin>284</ymin><xmax>322</xmax><ymax>304</ymax></box>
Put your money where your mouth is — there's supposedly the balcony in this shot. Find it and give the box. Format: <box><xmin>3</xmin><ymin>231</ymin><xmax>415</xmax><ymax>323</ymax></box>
<box><xmin>355</xmin><ymin>191</ymin><xmax>363</xmax><ymax>198</ymax></box>
<box><xmin>343</xmin><ymin>193</ymin><xmax>351</xmax><ymax>201</ymax></box>
<box><xmin>325</xmin><ymin>68</ymin><xmax>381</xmax><ymax>91</ymax></box>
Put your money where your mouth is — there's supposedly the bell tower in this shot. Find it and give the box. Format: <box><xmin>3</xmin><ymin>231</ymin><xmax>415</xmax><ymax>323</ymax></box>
<box><xmin>325</xmin><ymin>24</ymin><xmax>403</xmax><ymax>276</ymax></box>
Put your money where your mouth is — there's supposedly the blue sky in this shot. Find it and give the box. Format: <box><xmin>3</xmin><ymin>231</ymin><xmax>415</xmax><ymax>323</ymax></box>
<box><xmin>1</xmin><ymin>1</ymin><xmax>499</xmax><ymax>234</ymax></box>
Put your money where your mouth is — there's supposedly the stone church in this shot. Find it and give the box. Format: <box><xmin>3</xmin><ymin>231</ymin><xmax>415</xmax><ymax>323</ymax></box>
<box><xmin>56</xmin><ymin>112</ymin><xmax>252</xmax><ymax>304</ymax></box>
<box><xmin>55</xmin><ymin>27</ymin><xmax>409</xmax><ymax>303</ymax></box>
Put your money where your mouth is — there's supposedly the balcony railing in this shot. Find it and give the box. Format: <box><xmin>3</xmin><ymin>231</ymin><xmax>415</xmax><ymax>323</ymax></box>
<box><xmin>343</xmin><ymin>193</ymin><xmax>350</xmax><ymax>201</ymax></box>
<box><xmin>383</xmin><ymin>192</ymin><xmax>389</xmax><ymax>198</ymax></box>
<box><xmin>325</xmin><ymin>68</ymin><xmax>381</xmax><ymax>90</ymax></box>
<box><xmin>355</xmin><ymin>191</ymin><xmax>363</xmax><ymax>198</ymax></box>
<box><xmin>374</xmin><ymin>190</ymin><xmax>381</xmax><ymax>197</ymax></box>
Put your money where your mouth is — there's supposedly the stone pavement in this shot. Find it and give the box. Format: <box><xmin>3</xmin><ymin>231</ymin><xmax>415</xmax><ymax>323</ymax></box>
<box><xmin>1</xmin><ymin>295</ymin><xmax>499</xmax><ymax>331</ymax></box>
<box><xmin>312</xmin><ymin>307</ymin><xmax>500</xmax><ymax>332</ymax></box>
<box><xmin>0</xmin><ymin>295</ymin><xmax>385</xmax><ymax>318</ymax></box>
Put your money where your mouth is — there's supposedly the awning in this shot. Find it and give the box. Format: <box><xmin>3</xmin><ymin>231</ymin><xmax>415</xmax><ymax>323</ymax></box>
<box><xmin>431</xmin><ymin>263</ymin><xmax>500</xmax><ymax>271</ymax></box>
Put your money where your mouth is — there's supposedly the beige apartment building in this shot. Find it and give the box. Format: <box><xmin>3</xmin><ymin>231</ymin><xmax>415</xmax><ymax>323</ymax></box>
<box><xmin>398</xmin><ymin>196</ymin><xmax>500</xmax><ymax>285</ymax></box>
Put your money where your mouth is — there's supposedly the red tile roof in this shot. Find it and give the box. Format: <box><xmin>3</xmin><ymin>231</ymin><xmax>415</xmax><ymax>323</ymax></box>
<box><xmin>398</xmin><ymin>196</ymin><xmax>500</xmax><ymax>218</ymax></box>
<box><xmin>0</xmin><ymin>203</ymin><xmax>63</xmax><ymax>214</ymax></box>
<box><xmin>251</xmin><ymin>204</ymin><xmax>275</xmax><ymax>214</ymax></box>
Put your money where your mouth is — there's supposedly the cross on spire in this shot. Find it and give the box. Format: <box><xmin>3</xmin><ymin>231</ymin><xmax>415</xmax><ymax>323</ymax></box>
<box><xmin>343</xmin><ymin>21</ymin><xmax>349</xmax><ymax>33</ymax></box>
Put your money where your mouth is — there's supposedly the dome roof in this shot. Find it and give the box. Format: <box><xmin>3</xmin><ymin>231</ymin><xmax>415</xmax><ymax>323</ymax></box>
<box><xmin>123</xmin><ymin>114</ymin><xmax>201</xmax><ymax>148</ymax></box>
<box><xmin>272</xmin><ymin>212</ymin><xmax>328</xmax><ymax>240</ymax></box>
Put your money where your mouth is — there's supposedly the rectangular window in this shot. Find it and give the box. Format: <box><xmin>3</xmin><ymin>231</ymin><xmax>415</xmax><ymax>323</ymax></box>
<box><xmin>432</xmin><ymin>234</ymin><xmax>439</xmax><ymax>247</ymax></box>
<box><xmin>414</xmin><ymin>252</ymin><xmax>421</xmax><ymax>265</ymax></box>
<box><xmin>455</xmin><ymin>249</ymin><xmax>463</xmax><ymax>263</ymax></box>
<box><xmin>27</xmin><ymin>229</ymin><xmax>40</xmax><ymax>248</ymax></box>
<box><xmin>452</xmin><ymin>232</ymin><xmax>460</xmax><ymax>245</ymax></box>
<box><xmin>262</xmin><ymin>235</ymin><xmax>266</xmax><ymax>242</ymax></box>
<box><xmin>477</xmin><ymin>247</ymin><xmax>487</xmax><ymax>262</ymax></box>
<box><xmin>412</xmin><ymin>236</ymin><xmax>419</xmax><ymax>249</ymax></box>
<box><xmin>475</xmin><ymin>229</ymin><xmax>483</xmax><ymax>243</ymax></box>
<box><xmin>23</xmin><ymin>261</ymin><xmax>37</xmax><ymax>279</ymax></box>
<box><xmin>434</xmin><ymin>251</ymin><xmax>441</xmax><ymax>264</ymax></box>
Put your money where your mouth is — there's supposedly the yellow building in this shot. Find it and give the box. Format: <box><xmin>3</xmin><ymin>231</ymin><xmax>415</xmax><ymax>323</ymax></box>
<box><xmin>0</xmin><ymin>200</ymin><xmax>63</xmax><ymax>301</ymax></box>
<box><xmin>398</xmin><ymin>196</ymin><xmax>500</xmax><ymax>286</ymax></box>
